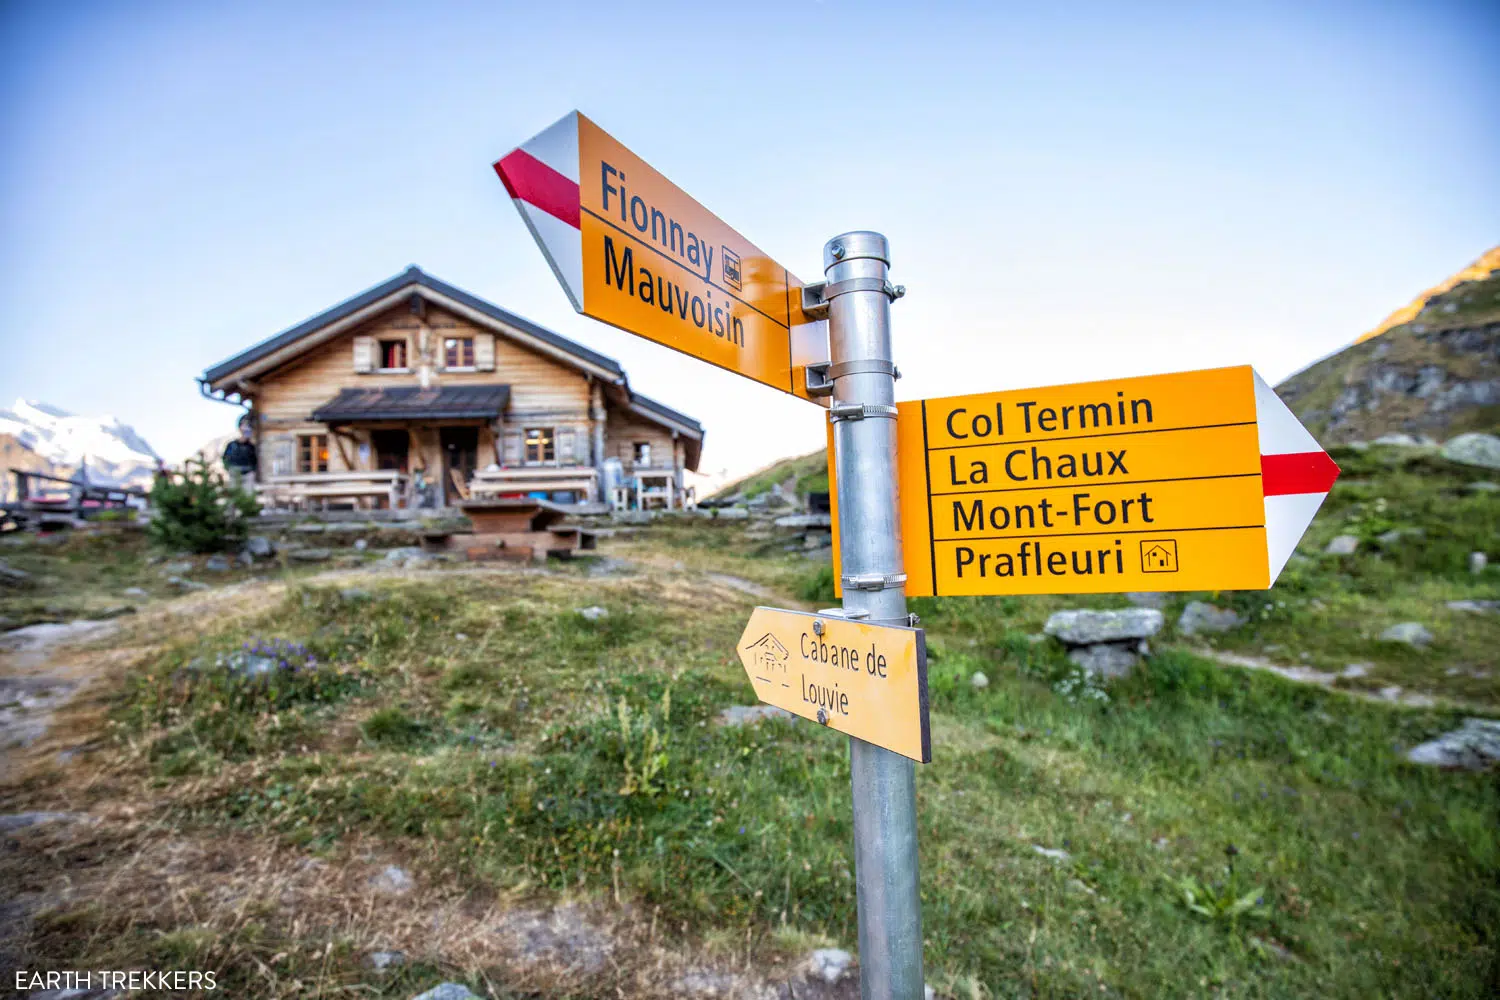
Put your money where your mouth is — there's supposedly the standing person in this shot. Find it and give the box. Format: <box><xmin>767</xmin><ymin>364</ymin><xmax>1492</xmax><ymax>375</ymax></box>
<box><xmin>222</xmin><ymin>414</ymin><xmax>259</xmax><ymax>491</ymax></box>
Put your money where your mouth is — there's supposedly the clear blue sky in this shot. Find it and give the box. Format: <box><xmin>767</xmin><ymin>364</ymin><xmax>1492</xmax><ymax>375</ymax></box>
<box><xmin>2</xmin><ymin>0</ymin><xmax>1496</xmax><ymax>485</ymax></box>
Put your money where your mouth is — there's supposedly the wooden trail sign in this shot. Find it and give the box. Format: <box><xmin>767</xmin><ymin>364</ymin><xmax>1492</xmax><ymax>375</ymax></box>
<box><xmin>736</xmin><ymin>607</ymin><xmax>931</xmax><ymax>763</ymax></box>
<box><xmin>829</xmin><ymin>365</ymin><xmax>1339</xmax><ymax>597</ymax></box>
<box><xmin>494</xmin><ymin>111</ymin><xmax>829</xmax><ymax>404</ymax></box>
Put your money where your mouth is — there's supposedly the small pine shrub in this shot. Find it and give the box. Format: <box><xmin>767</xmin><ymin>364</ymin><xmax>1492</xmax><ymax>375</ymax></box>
<box><xmin>148</xmin><ymin>457</ymin><xmax>259</xmax><ymax>553</ymax></box>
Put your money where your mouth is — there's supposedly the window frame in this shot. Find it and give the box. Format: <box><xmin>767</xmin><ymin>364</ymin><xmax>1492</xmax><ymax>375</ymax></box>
<box><xmin>523</xmin><ymin>427</ymin><xmax>556</xmax><ymax>465</ymax></box>
<box><xmin>297</xmin><ymin>433</ymin><xmax>330</xmax><ymax>474</ymax></box>
<box><xmin>376</xmin><ymin>338</ymin><xmax>410</xmax><ymax>372</ymax></box>
<box><xmin>443</xmin><ymin>336</ymin><xmax>476</xmax><ymax>371</ymax></box>
<box><xmin>632</xmin><ymin>441</ymin><xmax>652</xmax><ymax>467</ymax></box>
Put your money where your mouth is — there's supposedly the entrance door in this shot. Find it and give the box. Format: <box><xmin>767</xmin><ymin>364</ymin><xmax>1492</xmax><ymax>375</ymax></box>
<box><xmin>371</xmin><ymin>429</ymin><xmax>410</xmax><ymax>472</ymax></box>
<box><xmin>441</xmin><ymin>427</ymin><xmax>479</xmax><ymax>503</ymax></box>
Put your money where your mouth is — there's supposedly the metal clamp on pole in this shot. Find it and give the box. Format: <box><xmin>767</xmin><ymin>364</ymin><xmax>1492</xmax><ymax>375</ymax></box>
<box><xmin>823</xmin><ymin>229</ymin><xmax>925</xmax><ymax>1000</ymax></box>
<box><xmin>805</xmin><ymin>362</ymin><xmax>835</xmax><ymax>397</ymax></box>
<box><xmin>829</xmin><ymin>402</ymin><xmax>898</xmax><ymax>422</ymax></box>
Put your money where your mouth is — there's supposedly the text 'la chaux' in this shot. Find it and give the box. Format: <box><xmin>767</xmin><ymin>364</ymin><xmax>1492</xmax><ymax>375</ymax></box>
<box><xmin>938</xmin><ymin>390</ymin><xmax>1155</xmax><ymax>487</ymax></box>
<box><xmin>598</xmin><ymin>161</ymin><xmax>746</xmax><ymax>346</ymax></box>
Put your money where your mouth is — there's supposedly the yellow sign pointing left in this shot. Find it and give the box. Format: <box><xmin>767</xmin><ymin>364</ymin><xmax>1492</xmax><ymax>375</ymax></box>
<box><xmin>495</xmin><ymin>111</ymin><xmax>830</xmax><ymax>405</ymax></box>
<box><xmin>736</xmin><ymin>607</ymin><xmax>930</xmax><ymax>763</ymax></box>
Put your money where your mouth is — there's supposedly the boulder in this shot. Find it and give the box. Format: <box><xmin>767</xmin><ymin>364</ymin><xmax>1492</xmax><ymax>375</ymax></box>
<box><xmin>774</xmin><ymin>513</ymin><xmax>832</xmax><ymax>529</ymax></box>
<box><xmin>1468</xmin><ymin>481</ymin><xmax>1499</xmax><ymax>493</ymax></box>
<box><xmin>1125</xmin><ymin>592</ymin><xmax>1168</xmax><ymax>609</ymax></box>
<box><xmin>245</xmin><ymin>535</ymin><xmax>275</xmax><ymax>558</ymax></box>
<box><xmin>1044</xmin><ymin>608</ymin><xmax>1162</xmax><ymax>645</ymax></box>
<box><xmin>122</xmin><ymin>587</ymin><xmax>148</xmax><ymax>597</ymax></box>
<box><xmin>165</xmin><ymin>576</ymin><xmax>208</xmax><ymax>591</ymax></box>
<box><xmin>807</xmin><ymin>948</ymin><xmax>853</xmax><ymax>984</ymax></box>
<box><xmin>1441</xmin><ymin>433</ymin><xmax>1500</xmax><ymax>470</ymax></box>
<box><xmin>1447</xmin><ymin>599</ymin><xmax>1499</xmax><ymax>613</ymax></box>
<box><xmin>1324</xmin><ymin>535</ymin><xmax>1359</xmax><ymax>555</ymax></box>
<box><xmin>1067</xmin><ymin>643</ymin><xmax>1139</xmax><ymax>678</ymax></box>
<box><xmin>410</xmin><ymin>985</ymin><xmax>480</xmax><ymax>1000</ymax></box>
<box><xmin>970</xmin><ymin>671</ymin><xmax>990</xmax><ymax>690</ymax></box>
<box><xmin>1406</xmin><ymin>719</ymin><xmax>1500</xmax><ymax>769</ymax></box>
<box><xmin>715</xmin><ymin>507</ymin><xmax>750</xmax><ymax>520</ymax></box>
<box><xmin>370</xmin><ymin>864</ymin><xmax>414</xmax><ymax>896</ymax></box>
<box><xmin>160</xmin><ymin>560</ymin><xmax>194</xmax><ymax>575</ymax></box>
<box><xmin>290</xmin><ymin>548</ymin><xmax>332</xmax><ymax>562</ymax></box>
<box><xmin>367</xmin><ymin>950</ymin><xmax>406</xmax><ymax>972</ymax></box>
<box><xmin>576</xmin><ymin>606</ymin><xmax>609</xmax><ymax>621</ymax></box>
<box><xmin>203</xmin><ymin>554</ymin><xmax>231</xmax><ymax>573</ymax></box>
<box><xmin>1177</xmin><ymin>601</ymin><xmax>1246</xmax><ymax>636</ymax></box>
<box><xmin>1379</xmin><ymin>622</ymin><xmax>1433</xmax><ymax>647</ymax></box>
<box><xmin>717</xmin><ymin>705</ymin><xmax>793</xmax><ymax>727</ymax></box>
<box><xmin>1373</xmin><ymin>433</ymin><xmax>1423</xmax><ymax>447</ymax></box>
<box><xmin>1470</xmin><ymin>552</ymin><xmax>1488</xmax><ymax>575</ymax></box>
<box><xmin>0</xmin><ymin>560</ymin><xmax>32</xmax><ymax>587</ymax></box>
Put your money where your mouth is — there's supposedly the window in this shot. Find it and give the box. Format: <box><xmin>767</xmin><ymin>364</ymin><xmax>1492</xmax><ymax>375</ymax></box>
<box><xmin>633</xmin><ymin>442</ymin><xmax>652</xmax><ymax>467</ymax></box>
<box><xmin>297</xmin><ymin>434</ymin><xmax>329</xmax><ymax>473</ymax></box>
<box><xmin>444</xmin><ymin>336</ymin><xmax>475</xmax><ymax>369</ymax></box>
<box><xmin>378</xmin><ymin>339</ymin><xmax>408</xmax><ymax>370</ymax></box>
<box><xmin>524</xmin><ymin>427</ymin><xmax>555</xmax><ymax>464</ymax></box>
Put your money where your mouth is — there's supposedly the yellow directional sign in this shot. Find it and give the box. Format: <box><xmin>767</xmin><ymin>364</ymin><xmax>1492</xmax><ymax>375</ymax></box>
<box><xmin>495</xmin><ymin>111</ymin><xmax>829</xmax><ymax>404</ymax></box>
<box><xmin>829</xmin><ymin>365</ymin><xmax>1339</xmax><ymax>597</ymax></box>
<box><xmin>736</xmin><ymin>607</ymin><xmax>930</xmax><ymax>763</ymax></box>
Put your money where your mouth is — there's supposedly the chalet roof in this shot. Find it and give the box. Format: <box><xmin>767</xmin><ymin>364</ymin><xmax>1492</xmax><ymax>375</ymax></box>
<box><xmin>203</xmin><ymin>266</ymin><xmax>622</xmax><ymax>385</ymax></box>
<box><xmin>310</xmin><ymin>385</ymin><xmax>511</xmax><ymax>423</ymax></box>
<box><xmin>198</xmin><ymin>267</ymin><xmax>704</xmax><ymax>461</ymax></box>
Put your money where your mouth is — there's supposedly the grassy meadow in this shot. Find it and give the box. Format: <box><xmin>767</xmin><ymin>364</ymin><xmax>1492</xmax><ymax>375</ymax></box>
<box><xmin>2</xmin><ymin>442</ymin><xmax>1497</xmax><ymax>998</ymax></box>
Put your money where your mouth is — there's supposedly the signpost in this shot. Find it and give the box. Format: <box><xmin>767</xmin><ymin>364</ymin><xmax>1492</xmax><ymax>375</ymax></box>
<box><xmin>736</xmin><ymin>607</ymin><xmax>930</xmax><ymax>763</ymax></box>
<box><xmin>494</xmin><ymin>111</ymin><xmax>830</xmax><ymax>404</ymax></box>
<box><xmin>828</xmin><ymin>365</ymin><xmax>1339</xmax><ymax>597</ymax></box>
<box><xmin>495</xmin><ymin>112</ymin><xmax>1341</xmax><ymax>1000</ymax></box>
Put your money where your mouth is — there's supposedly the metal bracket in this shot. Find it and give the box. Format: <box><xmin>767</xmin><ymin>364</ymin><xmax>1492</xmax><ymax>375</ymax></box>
<box><xmin>816</xmin><ymin>607</ymin><xmax>869</xmax><ymax>620</ymax></box>
<box><xmin>829</xmin><ymin>402</ymin><xmax>898</xmax><ymax>422</ymax></box>
<box><xmin>800</xmin><ymin>279</ymin><xmax>905</xmax><ymax>322</ymax></box>
<box><xmin>841</xmin><ymin>572</ymin><xmax>908</xmax><ymax>592</ymax></box>
<box><xmin>829</xmin><ymin>359</ymin><xmax>900</xmax><ymax>380</ymax></box>
<box><xmin>804</xmin><ymin>362</ymin><xmax>834</xmax><ymax>397</ymax></box>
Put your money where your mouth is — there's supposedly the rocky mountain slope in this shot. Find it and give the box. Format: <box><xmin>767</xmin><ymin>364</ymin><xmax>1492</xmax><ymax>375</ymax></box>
<box><xmin>0</xmin><ymin>399</ymin><xmax>160</xmax><ymax>501</ymax></box>
<box><xmin>1277</xmin><ymin>247</ymin><xmax>1500</xmax><ymax>444</ymax></box>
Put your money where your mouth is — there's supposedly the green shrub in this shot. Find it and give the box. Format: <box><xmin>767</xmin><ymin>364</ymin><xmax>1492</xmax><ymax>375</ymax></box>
<box><xmin>148</xmin><ymin>457</ymin><xmax>259</xmax><ymax>553</ymax></box>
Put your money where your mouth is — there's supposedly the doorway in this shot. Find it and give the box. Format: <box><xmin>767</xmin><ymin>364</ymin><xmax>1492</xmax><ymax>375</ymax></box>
<box><xmin>371</xmin><ymin>429</ymin><xmax>410</xmax><ymax>472</ymax></box>
<box><xmin>441</xmin><ymin>426</ymin><xmax>479</xmax><ymax>503</ymax></box>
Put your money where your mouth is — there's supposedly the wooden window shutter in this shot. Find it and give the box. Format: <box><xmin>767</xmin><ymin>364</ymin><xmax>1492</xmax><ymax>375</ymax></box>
<box><xmin>475</xmin><ymin>333</ymin><xmax>496</xmax><ymax>371</ymax></box>
<box><xmin>502</xmin><ymin>431</ymin><xmax>523</xmax><ymax>466</ymax></box>
<box><xmin>353</xmin><ymin>336</ymin><xmax>375</xmax><ymax>373</ymax></box>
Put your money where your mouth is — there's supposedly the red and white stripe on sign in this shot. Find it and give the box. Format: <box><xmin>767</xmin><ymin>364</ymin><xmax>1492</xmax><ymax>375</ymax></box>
<box><xmin>492</xmin><ymin>112</ymin><xmax>584</xmax><ymax>311</ymax></box>
<box><xmin>1255</xmin><ymin>372</ymin><xmax>1339</xmax><ymax>580</ymax></box>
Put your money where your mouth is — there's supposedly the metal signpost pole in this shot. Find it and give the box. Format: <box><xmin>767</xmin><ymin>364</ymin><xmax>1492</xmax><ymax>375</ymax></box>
<box><xmin>823</xmin><ymin>231</ymin><xmax>924</xmax><ymax>999</ymax></box>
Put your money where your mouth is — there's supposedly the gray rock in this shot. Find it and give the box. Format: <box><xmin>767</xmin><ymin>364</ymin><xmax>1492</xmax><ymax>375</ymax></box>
<box><xmin>1377</xmin><ymin>528</ymin><xmax>1423</xmax><ymax>546</ymax></box>
<box><xmin>774</xmin><ymin>513</ymin><xmax>832</xmax><ymax>529</ymax></box>
<box><xmin>354</xmin><ymin>538</ymin><xmax>369</xmax><ymax>551</ymax></box>
<box><xmin>1125</xmin><ymin>592</ymin><xmax>1168</xmax><ymax>609</ymax></box>
<box><xmin>1380</xmin><ymin>622</ymin><xmax>1434</xmax><ymax>647</ymax></box>
<box><xmin>384</xmin><ymin>547</ymin><xmax>425</xmax><ymax>562</ymax></box>
<box><xmin>245</xmin><ymin>535</ymin><xmax>275</xmax><ymax>558</ymax></box>
<box><xmin>1373</xmin><ymin>433</ymin><xmax>1423</xmax><ymax>447</ymax></box>
<box><xmin>0</xmin><ymin>560</ymin><xmax>32</xmax><ymax>587</ymax></box>
<box><xmin>160</xmin><ymin>560</ymin><xmax>194</xmax><ymax>575</ymax></box>
<box><xmin>1068</xmin><ymin>643</ymin><xmax>1139</xmax><ymax>678</ymax></box>
<box><xmin>1441</xmin><ymin>433</ymin><xmax>1500</xmax><ymax>470</ymax></box>
<box><xmin>718</xmin><ymin>705</ymin><xmax>793</xmax><ymax>727</ymax></box>
<box><xmin>1044</xmin><ymin>608</ymin><xmax>1162</xmax><ymax>645</ymax></box>
<box><xmin>339</xmin><ymin>587</ymin><xmax>373</xmax><ymax>603</ymax></box>
<box><xmin>290</xmin><ymin>548</ymin><xmax>331</xmax><ymax>562</ymax></box>
<box><xmin>1470</xmin><ymin>552</ymin><xmax>1488</xmax><ymax>575</ymax></box>
<box><xmin>203</xmin><ymin>554</ymin><xmax>231</xmax><ymax>572</ymax></box>
<box><xmin>715</xmin><ymin>507</ymin><xmax>750</xmax><ymax>520</ymax></box>
<box><xmin>292</xmin><ymin>522</ymin><xmax>327</xmax><ymax>533</ymax></box>
<box><xmin>970</xmin><ymin>671</ymin><xmax>990</xmax><ymax>690</ymax></box>
<box><xmin>236</xmin><ymin>550</ymin><xmax>254</xmax><ymax>567</ymax></box>
<box><xmin>165</xmin><ymin>576</ymin><xmax>208</xmax><ymax>591</ymax></box>
<box><xmin>492</xmin><ymin>904</ymin><xmax>611</xmax><ymax>972</ymax></box>
<box><xmin>576</xmin><ymin>605</ymin><xmax>609</xmax><ymax>621</ymax></box>
<box><xmin>1447</xmin><ymin>599</ymin><xmax>1499</xmax><ymax>613</ymax></box>
<box><xmin>1339</xmin><ymin>663</ymin><xmax>1370</xmax><ymax>679</ymax></box>
<box><xmin>122</xmin><ymin>587</ymin><xmax>148</xmax><ymax>597</ymax></box>
<box><xmin>1177</xmin><ymin>601</ymin><xmax>1246</xmax><ymax>636</ymax></box>
<box><xmin>1468</xmin><ymin>481</ymin><xmax>1499</xmax><ymax>493</ymax></box>
<box><xmin>370</xmin><ymin>864</ymin><xmax>414</xmax><ymax>895</ymax></box>
<box><xmin>367</xmin><ymin>949</ymin><xmax>406</xmax><ymax>972</ymax></box>
<box><xmin>1406</xmin><ymin>719</ymin><xmax>1500</xmax><ymax>769</ymax></box>
<box><xmin>808</xmin><ymin>948</ymin><xmax>853</xmax><ymax>984</ymax></box>
<box><xmin>0</xmin><ymin>811</ymin><xmax>89</xmax><ymax>833</ymax></box>
<box><xmin>1324</xmin><ymin>535</ymin><xmax>1360</xmax><ymax>556</ymax></box>
<box><xmin>409</xmin><ymin>985</ymin><xmax>480</xmax><ymax>1000</ymax></box>
<box><xmin>1032</xmin><ymin>844</ymin><xmax>1071</xmax><ymax>862</ymax></box>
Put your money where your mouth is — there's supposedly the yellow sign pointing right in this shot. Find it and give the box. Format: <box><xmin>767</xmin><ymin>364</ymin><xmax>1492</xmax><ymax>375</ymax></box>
<box><xmin>736</xmin><ymin>607</ymin><xmax>930</xmax><ymax>763</ymax></box>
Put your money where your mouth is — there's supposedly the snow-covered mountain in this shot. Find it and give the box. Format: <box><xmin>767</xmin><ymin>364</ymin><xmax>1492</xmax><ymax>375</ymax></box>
<box><xmin>0</xmin><ymin>398</ymin><xmax>161</xmax><ymax>492</ymax></box>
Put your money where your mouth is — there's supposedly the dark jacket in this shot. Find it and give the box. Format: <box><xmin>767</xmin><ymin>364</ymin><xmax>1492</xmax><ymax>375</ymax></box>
<box><xmin>223</xmin><ymin>438</ymin><xmax>258</xmax><ymax>474</ymax></box>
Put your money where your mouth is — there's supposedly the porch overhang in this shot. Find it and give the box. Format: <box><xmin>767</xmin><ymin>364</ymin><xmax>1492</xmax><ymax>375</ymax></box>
<box><xmin>310</xmin><ymin>385</ymin><xmax>510</xmax><ymax>424</ymax></box>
